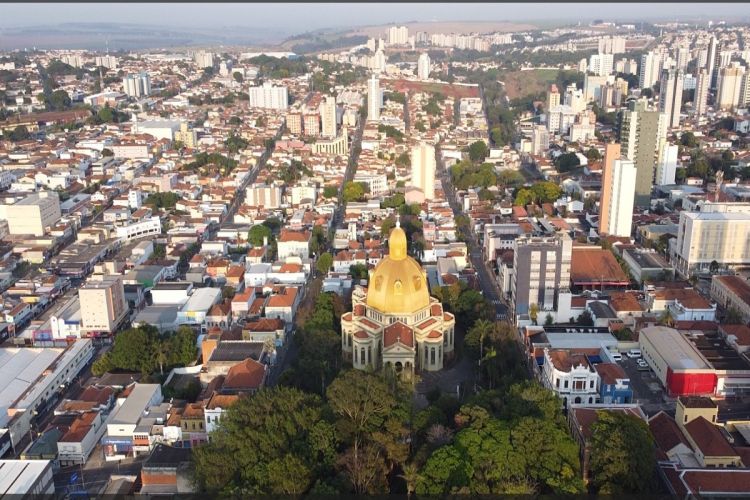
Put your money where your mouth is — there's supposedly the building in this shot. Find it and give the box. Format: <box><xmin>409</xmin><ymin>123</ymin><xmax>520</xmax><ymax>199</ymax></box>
<box><xmin>0</xmin><ymin>460</ymin><xmax>55</xmax><ymax>496</ymax></box>
<box><xmin>706</xmin><ymin>36</ymin><xmax>718</xmax><ymax>89</ymax></box>
<box><xmin>140</xmin><ymin>444</ymin><xmax>194</xmax><ymax>495</ymax></box>
<box><xmin>286</xmin><ymin>112</ymin><xmax>302</xmax><ymax>135</ymax></box>
<box><xmin>194</xmin><ymin>51</ymin><xmax>214</xmax><ymax>68</ymax></box>
<box><xmin>511</xmin><ymin>233</ymin><xmax>572</xmax><ymax>323</ymax></box>
<box><xmin>122</xmin><ymin>72</ymin><xmax>151</xmax><ymax>98</ymax></box>
<box><xmin>367</xmin><ymin>74</ymin><xmax>381</xmax><ymax>122</ymax></box>
<box><xmin>656</xmin><ymin>143</ymin><xmax>678</xmax><ymax>186</ymax></box>
<box><xmin>0</xmin><ymin>340</ymin><xmax>95</xmax><ymax>452</ymax></box>
<box><xmin>79</xmin><ymin>275</ymin><xmax>128</xmax><ymax>335</ymax></box>
<box><xmin>694</xmin><ymin>68</ymin><xmax>710</xmax><ymax>116</ymax></box>
<box><xmin>716</xmin><ymin>63</ymin><xmax>745</xmax><ymax>110</ymax></box>
<box><xmin>672</xmin><ymin>210</ymin><xmax>750</xmax><ymax>277</ymax></box>
<box><xmin>245</xmin><ymin>183</ymin><xmax>282</xmax><ymax>209</ymax></box>
<box><xmin>387</xmin><ymin>25</ymin><xmax>409</xmax><ymax>45</ymax></box>
<box><xmin>588</xmin><ymin>52</ymin><xmax>613</xmax><ymax>77</ymax></box>
<box><xmin>410</xmin><ymin>142</ymin><xmax>436</xmax><ymax>200</ymax></box>
<box><xmin>711</xmin><ymin>275</ymin><xmax>750</xmax><ymax>324</ymax></box>
<box><xmin>95</xmin><ymin>54</ymin><xmax>118</xmax><ymax>69</ymax></box>
<box><xmin>659</xmin><ymin>69</ymin><xmax>684</xmax><ymax>128</ymax></box>
<box><xmin>303</xmin><ymin>113</ymin><xmax>320</xmax><ymax>136</ymax></box>
<box><xmin>639</xmin><ymin>326</ymin><xmax>716</xmax><ymax>396</ymax></box>
<box><xmin>277</xmin><ymin>230</ymin><xmax>311</xmax><ymax>261</ymax></box>
<box><xmin>311</xmin><ymin>130</ymin><xmax>349</xmax><ymax>155</ymax></box>
<box><xmin>341</xmin><ymin>225</ymin><xmax>455</xmax><ymax>375</ymax></box>
<box><xmin>597</xmin><ymin>143</ymin><xmax>619</xmax><ymax>235</ymax></box>
<box><xmin>114</xmin><ymin>216</ymin><xmax>162</xmax><ymax>242</ymax></box>
<box><xmin>530</xmin><ymin>125</ymin><xmax>550</xmax><ymax>155</ymax></box>
<box><xmin>598</xmin><ymin>36</ymin><xmax>626</xmax><ymax>54</ymax></box>
<box><xmin>248</xmin><ymin>83</ymin><xmax>288</xmax><ymax>110</ymax></box>
<box><xmin>599</xmin><ymin>151</ymin><xmax>636</xmax><ymax>237</ymax></box>
<box><xmin>102</xmin><ymin>384</ymin><xmax>163</xmax><ymax>460</ymax></box>
<box><xmin>541</xmin><ymin>349</ymin><xmax>601</xmax><ymax>408</ymax></box>
<box><xmin>417</xmin><ymin>53</ymin><xmax>431</xmax><ymax>80</ymax></box>
<box><xmin>174</xmin><ymin>122</ymin><xmax>197</xmax><ymax>149</ymax></box>
<box><xmin>617</xmin><ymin>98</ymin><xmax>668</xmax><ymax>207</ymax></box>
<box><xmin>639</xmin><ymin>51</ymin><xmax>661</xmax><ymax>89</ymax></box>
<box><xmin>0</xmin><ymin>191</ymin><xmax>61</xmax><ymax>236</ymax></box>
<box><xmin>319</xmin><ymin>96</ymin><xmax>337</xmax><ymax>138</ymax></box>
<box><xmin>547</xmin><ymin>84</ymin><xmax>560</xmax><ymax>109</ymax></box>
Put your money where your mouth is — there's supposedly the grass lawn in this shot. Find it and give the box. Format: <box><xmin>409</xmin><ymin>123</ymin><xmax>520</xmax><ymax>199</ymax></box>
<box><xmin>502</xmin><ymin>69</ymin><xmax>560</xmax><ymax>100</ymax></box>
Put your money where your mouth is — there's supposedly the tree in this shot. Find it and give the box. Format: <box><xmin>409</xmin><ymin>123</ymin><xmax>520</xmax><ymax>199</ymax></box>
<box><xmin>323</xmin><ymin>186</ymin><xmax>338</xmax><ymax>198</ymax></box>
<box><xmin>192</xmin><ymin>386</ymin><xmax>337</xmax><ymax>495</ymax></box>
<box><xmin>709</xmin><ymin>260</ymin><xmax>720</xmax><ymax>273</ymax></box>
<box><xmin>48</xmin><ymin>89</ymin><xmax>71</xmax><ymax>110</ymax></box>
<box><xmin>101</xmin><ymin>148</ymin><xmax>114</xmax><ymax>157</ymax></box>
<box><xmin>725</xmin><ymin>307</ymin><xmax>744</xmax><ymax>325</ymax></box>
<box><xmin>659</xmin><ymin>309</ymin><xmax>675</xmax><ymax>327</ymax></box>
<box><xmin>555</xmin><ymin>152</ymin><xmax>581</xmax><ymax>172</ymax></box>
<box><xmin>317</xmin><ymin>252</ymin><xmax>333</xmax><ymax>275</ymax></box>
<box><xmin>468</xmin><ymin>141</ymin><xmax>489</xmax><ymax>163</ymax></box>
<box><xmin>680</xmin><ymin>131</ymin><xmax>697</xmax><ymax>148</ymax></box>
<box><xmin>529</xmin><ymin>303</ymin><xmax>539</xmax><ymax>325</ymax></box>
<box><xmin>577</xmin><ymin>310</ymin><xmax>594</xmax><ymax>326</ymax></box>
<box><xmin>232</xmin><ymin>72</ymin><xmax>244</xmax><ymax>83</ymax></box>
<box><xmin>248</xmin><ymin>224</ymin><xmax>272</xmax><ymax>247</ymax></box>
<box><xmin>350</xmin><ymin>263</ymin><xmax>369</xmax><ymax>281</ymax></box>
<box><xmin>343</xmin><ymin>181</ymin><xmax>365</xmax><ymax>202</ymax></box>
<box><xmin>310</xmin><ymin>225</ymin><xmax>326</xmax><ymax>256</ymax></box>
<box><xmin>7</xmin><ymin>125</ymin><xmax>30</xmax><ymax>142</ymax></box>
<box><xmin>586</xmin><ymin>147</ymin><xmax>602</xmax><ymax>161</ymax></box>
<box><xmin>589</xmin><ymin>410</ymin><xmax>656</xmax><ymax>494</ymax></box>
<box><xmin>545</xmin><ymin>313</ymin><xmax>554</xmax><ymax>326</ymax></box>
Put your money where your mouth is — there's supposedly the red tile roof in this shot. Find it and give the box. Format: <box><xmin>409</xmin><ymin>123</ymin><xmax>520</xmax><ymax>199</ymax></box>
<box><xmin>684</xmin><ymin>416</ymin><xmax>738</xmax><ymax>458</ymax></box>
<box><xmin>648</xmin><ymin>412</ymin><xmax>691</xmax><ymax>455</ymax></box>
<box><xmin>383</xmin><ymin>322</ymin><xmax>414</xmax><ymax>348</ymax></box>
<box><xmin>223</xmin><ymin>358</ymin><xmax>266</xmax><ymax>390</ymax></box>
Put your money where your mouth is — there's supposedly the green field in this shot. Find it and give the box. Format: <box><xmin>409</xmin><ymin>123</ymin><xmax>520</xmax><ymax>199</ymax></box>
<box><xmin>502</xmin><ymin>69</ymin><xmax>560</xmax><ymax>100</ymax></box>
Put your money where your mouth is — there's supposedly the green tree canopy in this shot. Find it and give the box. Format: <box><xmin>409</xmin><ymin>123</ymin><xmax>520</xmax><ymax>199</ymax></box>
<box><xmin>248</xmin><ymin>224</ymin><xmax>273</xmax><ymax>247</ymax></box>
<box><xmin>343</xmin><ymin>181</ymin><xmax>365</xmax><ymax>202</ymax></box>
<box><xmin>317</xmin><ymin>252</ymin><xmax>333</xmax><ymax>275</ymax></box>
<box><xmin>468</xmin><ymin>141</ymin><xmax>489</xmax><ymax>163</ymax></box>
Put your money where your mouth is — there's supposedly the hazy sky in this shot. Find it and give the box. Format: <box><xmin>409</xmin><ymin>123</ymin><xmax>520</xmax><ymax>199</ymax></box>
<box><xmin>0</xmin><ymin>2</ymin><xmax>750</xmax><ymax>32</ymax></box>
<box><xmin>1</xmin><ymin>3</ymin><xmax>749</xmax><ymax>32</ymax></box>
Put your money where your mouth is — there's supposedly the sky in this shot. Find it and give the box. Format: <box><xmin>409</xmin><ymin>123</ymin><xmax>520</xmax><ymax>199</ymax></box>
<box><xmin>2</xmin><ymin>3</ymin><xmax>750</xmax><ymax>32</ymax></box>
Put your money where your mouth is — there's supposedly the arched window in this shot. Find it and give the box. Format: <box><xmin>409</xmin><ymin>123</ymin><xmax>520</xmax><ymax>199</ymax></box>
<box><xmin>430</xmin><ymin>347</ymin><xmax>436</xmax><ymax>365</ymax></box>
<box><xmin>360</xmin><ymin>348</ymin><xmax>365</xmax><ymax>366</ymax></box>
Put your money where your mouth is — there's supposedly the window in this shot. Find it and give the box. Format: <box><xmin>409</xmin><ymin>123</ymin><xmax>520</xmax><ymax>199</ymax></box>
<box><xmin>354</xmin><ymin>349</ymin><xmax>358</xmax><ymax>363</ymax></box>
<box><xmin>590</xmin><ymin>380</ymin><xmax>594</xmax><ymax>389</ymax></box>
<box><xmin>430</xmin><ymin>347</ymin><xmax>436</xmax><ymax>365</ymax></box>
<box><xmin>367</xmin><ymin>346</ymin><xmax>372</xmax><ymax>364</ymax></box>
<box><xmin>360</xmin><ymin>348</ymin><xmax>365</xmax><ymax>365</ymax></box>
<box><xmin>556</xmin><ymin>379</ymin><xmax>560</xmax><ymax>388</ymax></box>
<box><xmin>564</xmin><ymin>380</ymin><xmax>569</xmax><ymax>389</ymax></box>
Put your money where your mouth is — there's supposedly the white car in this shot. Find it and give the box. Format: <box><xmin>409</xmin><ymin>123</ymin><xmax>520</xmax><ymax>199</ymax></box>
<box><xmin>627</xmin><ymin>349</ymin><xmax>642</xmax><ymax>358</ymax></box>
<box><xmin>610</xmin><ymin>352</ymin><xmax>623</xmax><ymax>361</ymax></box>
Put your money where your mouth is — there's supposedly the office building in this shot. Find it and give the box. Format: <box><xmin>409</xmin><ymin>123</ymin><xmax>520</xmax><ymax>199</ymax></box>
<box><xmin>598</xmin><ymin>143</ymin><xmax>620</xmax><ymax>235</ymax></box>
<box><xmin>600</xmin><ymin>158</ymin><xmax>636</xmax><ymax>237</ymax></box>
<box><xmin>0</xmin><ymin>191</ymin><xmax>61</xmax><ymax>236</ymax></box>
<box><xmin>511</xmin><ymin>233</ymin><xmax>572</xmax><ymax>323</ymax></box>
<box><xmin>617</xmin><ymin>98</ymin><xmax>668</xmax><ymax>207</ymax></box>
<box><xmin>589</xmin><ymin>52</ymin><xmax>614</xmax><ymax>77</ymax></box>
<box><xmin>716</xmin><ymin>63</ymin><xmax>745</xmax><ymax>110</ymax></box>
<box><xmin>673</xmin><ymin>210</ymin><xmax>750</xmax><ymax>277</ymax></box>
<box><xmin>79</xmin><ymin>276</ymin><xmax>128</xmax><ymax>335</ymax></box>
<box><xmin>367</xmin><ymin>74</ymin><xmax>381</xmax><ymax>122</ymax></box>
<box><xmin>547</xmin><ymin>84</ymin><xmax>561</xmax><ymax>109</ymax></box>
<box><xmin>659</xmin><ymin>69</ymin><xmax>684</xmax><ymax>128</ymax></box>
<box><xmin>417</xmin><ymin>53</ymin><xmax>431</xmax><ymax>80</ymax></box>
<box><xmin>248</xmin><ymin>83</ymin><xmax>288</xmax><ymax>110</ymax></box>
<box><xmin>656</xmin><ymin>144</ymin><xmax>678</xmax><ymax>186</ymax></box>
<box><xmin>319</xmin><ymin>96</ymin><xmax>337</xmax><ymax>138</ymax></box>
<box><xmin>694</xmin><ymin>68</ymin><xmax>710</xmax><ymax>116</ymax></box>
<box><xmin>194</xmin><ymin>51</ymin><xmax>214</xmax><ymax>69</ymax></box>
<box><xmin>410</xmin><ymin>142</ymin><xmax>436</xmax><ymax>200</ymax></box>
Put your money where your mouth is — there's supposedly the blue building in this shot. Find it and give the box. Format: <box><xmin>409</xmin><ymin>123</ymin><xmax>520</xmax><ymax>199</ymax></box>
<box><xmin>595</xmin><ymin>363</ymin><xmax>633</xmax><ymax>404</ymax></box>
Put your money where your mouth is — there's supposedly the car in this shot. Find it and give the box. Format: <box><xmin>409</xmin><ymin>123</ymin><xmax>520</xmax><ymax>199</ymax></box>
<box><xmin>637</xmin><ymin>358</ymin><xmax>648</xmax><ymax>367</ymax></box>
<box><xmin>610</xmin><ymin>352</ymin><xmax>623</xmax><ymax>361</ymax></box>
<box><xmin>627</xmin><ymin>349</ymin><xmax>642</xmax><ymax>358</ymax></box>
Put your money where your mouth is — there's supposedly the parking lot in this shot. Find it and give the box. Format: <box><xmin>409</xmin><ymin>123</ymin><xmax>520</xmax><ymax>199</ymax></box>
<box><xmin>617</xmin><ymin>354</ymin><xmax>677</xmax><ymax>416</ymax></box>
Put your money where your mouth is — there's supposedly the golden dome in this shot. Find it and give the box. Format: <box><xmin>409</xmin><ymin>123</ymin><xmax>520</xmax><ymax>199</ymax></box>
<box><xmin>366</xmin><ymin>226</ymin><xmax>430</xmax><ymax>314</ymax></box>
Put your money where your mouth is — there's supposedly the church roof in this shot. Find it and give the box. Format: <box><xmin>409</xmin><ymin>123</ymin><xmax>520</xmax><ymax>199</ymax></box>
<box><xmin>383</xmin><ymin>321</ymin><xmax>414</xmax><ymax>348</ymax></box>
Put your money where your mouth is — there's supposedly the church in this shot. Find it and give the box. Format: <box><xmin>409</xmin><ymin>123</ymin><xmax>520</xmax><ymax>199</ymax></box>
<box><xmin>341</xmin><ymin>223</ymin><xmax>455</xmax><ymax>376</ymax></box>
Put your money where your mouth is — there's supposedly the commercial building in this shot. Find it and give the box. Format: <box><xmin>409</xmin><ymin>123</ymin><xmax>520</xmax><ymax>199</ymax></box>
<box><xmin>617</xmin><ymin>98</ymin><xmax>668</xmax><ymax>207</ymax></box>
<box><xmin>79</xmin><ymin>275</ymin><xmax>128</xmax><ymax>335</ymax></box>
<box><xmin>101</xmin><ymin>384</ymin><xmax>163</xmax><ymax>460</ymax></box>
<box><xmin>0</xmin><ymin>340</ymin><xmax>94</xmax><ymax>451</ymax></box>
<box><xmin>410</xmin><ymin>142</ymin><xmax>436</xmax><ymax>200</ymax></box>
<box><xmin>672</xmin><ymin>210</ymin><xmax>750</xmax><ymax>277</ymax></box>
<box><xmin>659</xmin><ymin>69</ymin><xmax>684</xmax><ymax>128</ymax></box>
<box><xmin>367</xmin><ymin>74</ymin><xmax>381</xmax><ymax>122</ymax></box>
<box><xmin>0</xmin><ymin>460</ymin><xmax>55</xmax><ymax>496</ymax></box>
<box><xmin>248</xmin><ymin>83</ymin><xmax>288</xmax><ymax>110</ymax></box>
<box><xmin>0</xmin><ymin>191</ymin><xmax>61</xmax><ymax>236</ymax></box>
<box><xmin>417</xmin><ymin>53</ymin><xmax>431</xmax><ymax>80</ymax></box>
<box><xmin>245</xmin><ymin>183</ymin><xmax>282</xmax><ymax>209</ymax></box>
<box><xmin>639</xmin><ymin>326</ymin><xmax>716</xmax><ymax>396</ymax></box>
<box><xmin>511</xmin><ymin>233</ymin><xmax>572</xmax><ymax>323</ymax></box>
<box><xmin>114</xmin><ymin>216</ymin><xmax>162</xmax><ymax>242</ymax></box>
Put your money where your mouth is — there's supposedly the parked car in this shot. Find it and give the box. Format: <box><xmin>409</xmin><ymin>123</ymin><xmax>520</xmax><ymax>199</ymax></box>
<box><xmin>610</xmin><ymin>352</ymin><xmax>623</xmax><ymax>361</ymax></box>
<box><xmin>627</xmin><ymin>349</ymin><xmax>642</xmax><ymax>358</ymax></box>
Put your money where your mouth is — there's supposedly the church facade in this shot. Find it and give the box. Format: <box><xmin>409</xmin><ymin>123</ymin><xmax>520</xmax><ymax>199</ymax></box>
<box><xmin>341</xmin><ymin>225</ymin><xmax>455</xmax><ymax>376</ymax></box>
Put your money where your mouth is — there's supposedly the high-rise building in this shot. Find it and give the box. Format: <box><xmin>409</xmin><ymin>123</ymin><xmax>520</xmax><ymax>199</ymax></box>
<box><xmin>740</xmin><ymin>72</ymin><xmax>750</xmax><ymax>108</ymax></box>
<box><xmin>373</xmin><ymin>50</ymin><xmax>386</xmax><ymax>73</ymax></box>
<box><xmin>716</xmin><ymin>63</ymin><xmax>746</xmax><ymax>110</ymax></box>
<box><xmin>174</xmin><ymin>122</ymin><xmax>197</xmax><ymax>149</ymax></box>
<box><xmin>194</xmin><ymin>51</ymin><xmax>214</xmax><ymax>69</ymax></box>
<box><xmin>600</xmin><ymin>158</ymin><xmax>637</xmax><ymax>237</ymax></box>
<box><xmin>417</xmin><ymin>53</ymin><xmax>431</xmax><ymax>80</ymax></box>
<box><xmin>410</xmin><ymin>142</ymin><xmax>436</xmax><ymax>200</ymax></box>
<box><xmin>588</xmin><ymin>52</ymin><xmax>614</xmax><ymax>77</ymax></box>
<box><xmin>511</xmin><ymin>233</ymin><xmax>572</xmax><ymax>322</ymax></box>
<box><xmin>617</xmin><ymin>98</ymin><xmax>668</xmax><ymax>207</ymax></box>
<box><xmin>598</xmin><ymin>143</ymin><xmax>621</xmax><ymax>236</ymax></box>
<box><xmin>656</xmin><ymin>143</ymin><xmax>679</xmax><ymax>186</ymax></box>
<box><xmin>659</xmin><ymin>69</ymin><xmax>684</xmax><ymax>128</ymax></box>
<box><xmin>320</xmin><ymin>96</ymin><xmax>337</xmax><ymax>138</ymax></box>
<box><xmin>367</xmin><ymin>74</ymin><xmax>381</xmax><ymax>122</ymax></box>
<box><xmin>694</xmin><ymin>69</ymin><xmax>710</xmax><ymax>116</ymax></box>
<box><xmin>530</xmin><ymin>125</ymin><xmax>550</xmax><ymax>155</ymax></box>
<box><xmin>122</xmin><ymin>72</ymin><xmax>151</xmax><ymax>98</ymax></box>
<box><xmin>676</xmin><ymin>47</ymin><xmax>691</xmax><ymax>71</ymax></box>
<box><xmin>706</xmin><ymin>36</ymin><xmax>718</xmax><ymax>89</ymax></box>
<box><xmin>563</xmin><ymin>84</ymin><xmax>585</xmax><ymax>113</ymax></box>
<box><xmin>286</xmin><ymin>112</ymin><xmax>303</xmax><ymax>135</ymax></box>
<box><xmin>639</xmin><ymin>51</ymin><xmax>661</xmax><ymax>89</ymax></box>
<box><xmin>248</xmin><ymin>83</ymin><xmax>289</xmax><ymax>110</ymax></box>
<box><xmin>598</xmin><ymin>36</ymin><xmax>626</xmax><ymax>55</ymax></box>
<box><xmin>718</xmin><ymin>50</ymin><xmax>734</xmax><ymax>71</ymax></box>
<box><xmin>79</xmin><ymin>276</ymin><xmax>128</xmax><ymax>335</ymax></box>
<box><xmin>547</xmin><ymin>84</ymin><xmax>561</xmax><ymax>109</ymax></box>
<box><xmin>303</xmin><ymin>113</ymin><xmax>320</xmax><ymax>137</ymax></box>
<box><xmin>94</xmin><ymin>55</ymin><xmax>118</xmax><ymax>69</ymax></box>
<box><xmin>61</xmin><ymin>54</ymin><xmax>84</xmax><ymax>68</ymax></box>
<box><xmin>387</xmin><ymin>26</ymin><xmax>409</xmax><ymax>45</ymax></box>
<box><xmin>245</xmin><ymin>183</ymin><xmax>282</xmax><ymax>209</ymax></box>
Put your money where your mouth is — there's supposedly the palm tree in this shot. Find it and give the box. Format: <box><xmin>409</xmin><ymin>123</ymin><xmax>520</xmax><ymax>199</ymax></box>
<box><xmin>154</xmin><ymin>341</ymin><xmax>170</xmax><ymax>376</ymax></box>
<box><xmin>471</xmin><ymin>319</ymin><xmax>494</xmax><ymax>362</ymax></box>
<box><xmin>398</xmin><ymin>462</ymin><xmax>420</xmax><ymax>498</ymax></box>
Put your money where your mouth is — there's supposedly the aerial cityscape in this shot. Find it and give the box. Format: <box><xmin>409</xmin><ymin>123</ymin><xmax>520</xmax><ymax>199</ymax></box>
<box><xmin>3</xmin><ymin>2</ymin><xmax>750</xmax><ymax>496</ymax></box>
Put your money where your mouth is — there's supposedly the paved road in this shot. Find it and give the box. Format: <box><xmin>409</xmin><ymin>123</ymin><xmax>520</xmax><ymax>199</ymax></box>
<box><xmin>54</xmin><ymin>457</ymin><xmax>145</xmax><ymax>495</ymax></box>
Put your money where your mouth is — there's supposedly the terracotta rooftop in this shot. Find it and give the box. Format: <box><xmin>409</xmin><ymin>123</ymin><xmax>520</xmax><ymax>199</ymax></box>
<box><xmin>594</xmin><ymin>363</ymin><xmax>627</xmax><ymax>385</ymax></box>
<box><xmin>383</xmin><ymin>322</ymin><xmax>414</xmax><ymax>348</ymax></box>
<box><xmin>684</xmin><ymin>416</ymin><xmax>738</xmax><ymax>458</ymax></box>
<box><xmin>571</xmin><ymin>247</ymin><xmax>629</xmax><ymax>284</ymax></box>
<box><xmin>648</xmin><ymin>412</ymin><xmax>691</xmax><ymax>455</ymax></box>
<box><xmin>223</xmin><ymin>358</ymin><xmax>266</xmax><ymax>390</ymax></box>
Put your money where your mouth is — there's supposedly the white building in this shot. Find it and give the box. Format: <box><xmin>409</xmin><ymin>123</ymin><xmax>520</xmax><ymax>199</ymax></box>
<box><xmin>122</xmin><ymin>72</ymin><xmax>151</xmax><ymax>98</ymax></box>
<box><xmin>0</xmin><ymin>460</ymin><xmax>54</xmax><ymax>496</ymax></box>
<box><xmin>194</xmin><ymin>51</ymin><xmax>214</xmax><ymax>68</ymax></box>
<box><xmin>410</xmin><ymin>142</ymin><xmax>436</xmax><ymax>200</ymax></box>
<box><xmin>656</xmin><ymin>144</ymin><xmax>679</xmax><ymax>186</ymax></box>
<box><xmin>716</xmin><ymin>63</ymin><xmax>745</xmax><ymax>110</ymax></box>
<box><xmin>248</xmin><ymin>83</ymin><xmax>289</xmax><ymax>110</ymax></box>
<box><xmin>417</xmin><ymin>53</ymin><xmax>431</xmax><ymax>80</ymax></box>
<box><xmin>319</xmin><ymin>96</ymin><xmax>337</xmax><ymax>138</ymax></box>
<box><xmin>114</xmin><ymin>216</ymin><xmax>162</xmax><ymax>242</ymax></box>
<box><xmin>541</xmin><ymin>348</ymin><xmax>601</xmax><ymax>408</ymax></box>
<box><xmin>694</xmin><ymin>68</ymin><xmax>710</xmax><ymax>116</ymax></box>
<box><xmin>102</xmin><ymin>384</ymin><xmax>163</xmax><ymax>460</ymax></box>
<box><xmin>600</xmin><ymin>159</ymin><xmax>636</xmax><ymax>237</ymax></box>
<box><xmin>387</xmin><ymin>25</ymin><xmax>409</xmax><ymax>45</ymax></box>
<box><xmin>0</xmin><ymin>191</ymin><xmax>61</xmax><ymax>237</ymax></box>
<box><xmin>79</xmin><ymin>276</ymin><xmax>128</xmax><ymax>335</ymax></box>
<box><xmin>659</xmin><ymin>69</ymin><xmax>684</xmax><ymax>128</ymax></box>
<box><xmin>589</xmin><ymin>52</ymin><xmax>614</xmax><ymax>77</ymax></box>
<box><xmin>640</xmin><ymin>51</ymin><xmax>662</xmax><ymax>89</ymax></box>
<box><xmin>246</xmin><ymin>183</ymin><xmax>282</xmax><ymax>209</ymax></box>
<box><xmin>367</xmin><ymin>74</ymin><xmax>381</xmax><ymax>122</ymax></box>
